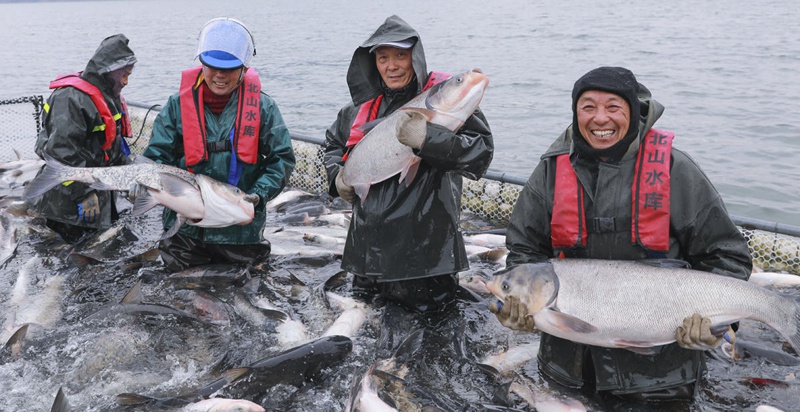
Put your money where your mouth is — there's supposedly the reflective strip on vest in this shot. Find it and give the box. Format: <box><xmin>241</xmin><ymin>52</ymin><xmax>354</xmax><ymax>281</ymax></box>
<box><xmin>343</xmin><ymin>71</ymin><xmax>451</xmax><ymax>162</ymax></box>
<box><xmin>551</xmin><ymin>129</ymin><xmax>673</xmax><ymax>252</ymax></box>
<box><xmin>49</xmin><ymin>72</ymin><xmax>130</xmax><ymax>151</ymax></box>
<box><xmin>179</xmin><ymin>66</ymin><xmax>261</xmax><ymax>166</ymax></box>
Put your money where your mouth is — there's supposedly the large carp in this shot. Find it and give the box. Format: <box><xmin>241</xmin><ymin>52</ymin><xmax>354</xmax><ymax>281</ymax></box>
<box><xmin>22</xmin><ymin>154</ymin><xmax>254</xmax><ymax>235</ymax></box>
<box><xmin>342</xmin><ymin>69</ymin><xmax>489</xmax><ymax>204</ymax></box>
<box><xmin>486</xmin><ymin>259</ymin><xmax>800</xmax><ymax>356</ymax></box>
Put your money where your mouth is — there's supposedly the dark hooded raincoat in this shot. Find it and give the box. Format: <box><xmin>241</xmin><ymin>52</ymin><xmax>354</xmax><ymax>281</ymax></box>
<box><xmin>505</xmin><ymin>83</ymin><xmax>753</xmax><ymax>394</ymax></box>
<box><xmin>142</xmin><ymin>71</ymin><xmax>295</xmax><ymax>245</ymax></box>
<box><xmin>31</xmin><ymin>34</ymin><xmax>137</xmax><ymax>230</ymax></box>
<box><xmin>323</xmin><ymin>15</ymin><xmax>494</xmax><ymax>282</ymax></box>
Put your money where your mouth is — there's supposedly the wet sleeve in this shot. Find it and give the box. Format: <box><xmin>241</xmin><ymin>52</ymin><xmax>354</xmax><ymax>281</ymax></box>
<box><xmin>142</xmin><ymin>96</ymin><xmax>182</xmax><ymax>166</ymax></box>
<box><xmin>505</xmin><ymin>162</ymin><xmax>554</xmax><ymax>266</ymax></box>
<box><xmin>322</xmin><ymin>106</ymin><xmax>353</xmax><ymax>196</ymax></box>
<box><xmin>414</xmin><ymin>107</ymin><xmax>493</xmax><ymax>180</ymax></box>
<box><xmin>250</xmin><ymin>96</ymin><xmax>296</xmax><ymax>203</ymax></box>
<box><xmin>670</xmin><ymin>152</ymin><xmax>753</xmax><ymax>280</ymax></box>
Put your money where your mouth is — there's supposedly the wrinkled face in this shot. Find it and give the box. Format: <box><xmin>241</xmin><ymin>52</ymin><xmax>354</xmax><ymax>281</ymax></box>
<box><xmin>374</xmin><ymin>46</ymin><xmax>414</xmax><ymax>90</ymax></box>
<box><xmin>576</xmin><ymin>90</ymin><xmax>630</xmax><ymax>150</ymax></box>
<box><xmin>202</xmin><ymin>65</ymin><xmax>243</xmax><ymax>96</ymax></box>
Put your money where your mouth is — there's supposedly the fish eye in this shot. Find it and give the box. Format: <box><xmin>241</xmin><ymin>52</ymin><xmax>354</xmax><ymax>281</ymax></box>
<box><xmin>456</xmin><ymin>76</ymin><xmax>463</xmax><ymax>83</ymax></box>
<box><xmin>501</xmin><ymin>281</ymin><xmax>509</xmax><ymax>291</ymax></box>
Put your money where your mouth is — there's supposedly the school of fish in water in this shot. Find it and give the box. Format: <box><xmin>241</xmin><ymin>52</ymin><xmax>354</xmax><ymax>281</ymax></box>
<box><xmin>1</xmin><ymin>158</ymin><xmax>800</xmax><ymax>411</ymax></box>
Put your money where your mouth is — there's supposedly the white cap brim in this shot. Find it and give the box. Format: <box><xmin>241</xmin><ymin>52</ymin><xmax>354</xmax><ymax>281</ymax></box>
<box><xmin>369</xmin><ymin>39</ymin><xmax>414</xmax><ymax>53</ymax></box>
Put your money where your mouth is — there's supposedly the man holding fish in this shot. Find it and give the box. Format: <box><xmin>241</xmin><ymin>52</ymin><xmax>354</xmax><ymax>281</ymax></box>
<box><xmin>323</xmin><ymin>15</ymin><xmax>493</xmax><ymax>313</ymax></box>
<box><xmin>30</xmin><ymin>34</ymin><xmax>137</xmax><ymax>243</ymax></box>
<box><xmin>142</xmin><ymin>18</ymin><xmax>295</xmax><ymax>270</ymax></box>
<box><xmin>489</xmin><ymin>67</ymin><xmax>753</xmax><ymax>404</ymax></box>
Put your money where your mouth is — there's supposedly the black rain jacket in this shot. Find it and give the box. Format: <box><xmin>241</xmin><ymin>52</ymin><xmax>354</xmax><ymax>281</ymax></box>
<box><xmin>505</xmin><ymin>82</ymin><xmax>752</xmax><ymax>394</ymax></box>
<box><xmin>31</xmin><ymin>34</ymin><xmax>136</xmax><ymax>229</ymax></box>
<box><xmin>323</xmin><ymin>15</ymin><xmax>494</xmax><ymax>281</ymax></box>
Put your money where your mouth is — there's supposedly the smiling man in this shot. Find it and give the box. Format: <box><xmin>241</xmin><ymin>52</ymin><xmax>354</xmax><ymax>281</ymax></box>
<box><xmin>493</xmin><ymin>66</ymin><xmax>752</xmax><ymax>406</ymax></box>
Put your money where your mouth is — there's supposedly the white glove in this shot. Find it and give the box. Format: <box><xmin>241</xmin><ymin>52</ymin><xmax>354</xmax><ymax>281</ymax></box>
<box><xmin>488</xmin><ymin>295</ymin><xmax>536</xmax><ymax>332</ymax></box>
<box><xmin>335</xmin><ymin>168</ymin><xmax>355</xmax><ymax>204</ymax></box>
<box><xmin>396</xmin><ymin>111</ymin><xmax>427</xmax><ymax>149</ymax></box>
<box><xmin>676</xmin><ymin>313</ymin><xmax>723</xmax><ymax>350</ymax></box>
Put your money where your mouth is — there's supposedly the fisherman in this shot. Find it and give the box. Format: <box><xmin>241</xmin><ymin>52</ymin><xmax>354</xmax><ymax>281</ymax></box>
<box><xmin>142</xmin><ymin>18</ymin><xmax>295</xmax><ymax>271</ymax></box>
<box><xmin>30</xmin><ymin>34</ymin><xmax>137</xmax><ymax>244</ymax></box>
<box><xmin>323</xmin><ymin>15</ymin><xmax>493</xmax><ymax>313</ymax></box>
<box><xmin>490</xmin><ymin>66</ymin><xmax>753</xmax><ymax>405</ymax></box>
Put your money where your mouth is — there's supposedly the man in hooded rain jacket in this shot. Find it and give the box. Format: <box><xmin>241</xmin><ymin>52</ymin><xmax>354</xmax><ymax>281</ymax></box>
<box><xmin>142</xmin><ymin>18</ymin><xmax>295</xmax><ymax>271</ymax></box>
<box><xmin>323</xmin><ymin>15</ymin><xmax>494</xmax><ymax>313</ymax></box>
<box><xmin>31</xmin><ymin>33</ymin><xmax>137</xmax><ymax>244</ymax></box>
<box><xmin>490</xmin><ymin>66</ymin><xmax>752</xmax><ymax>406</ymax></box>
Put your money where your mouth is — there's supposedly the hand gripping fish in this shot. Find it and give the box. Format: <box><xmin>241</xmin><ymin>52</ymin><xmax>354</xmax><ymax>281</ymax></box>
<box><xmin>486</xmin><ymin>259</ymin><xmax>800</xmax><ymax>357</ymax></box>
<box><xmin>341</xmin><ymin>69</ymin><xmax>489</xmax><ymax>204</ymax></box>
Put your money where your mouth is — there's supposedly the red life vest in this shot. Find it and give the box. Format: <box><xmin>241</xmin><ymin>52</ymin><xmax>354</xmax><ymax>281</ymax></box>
<box><xmin>49</xmin><ymin>72</ymin><xmax>131</xmax><ymax>152</ymax></box>
<box><xmin>342</xmin><ymin>71</ymin><xmax>450</xmax><ymax>161</ymax></box>
<box><xmin>551</xmin><ymin>129</ymin><xmax>674</xmax><ymax>252</ymax></box>
<box><xmin>179</xmin><ymin>66</ymin><xmax>261</xmax><ymax>166</ymax></box>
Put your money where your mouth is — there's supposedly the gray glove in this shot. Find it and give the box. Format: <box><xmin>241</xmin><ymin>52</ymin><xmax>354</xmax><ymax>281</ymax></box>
<box><xmin>396</xmin><ymin>111</ymin><xmax>427</xmax><ymax>149</ymax></box>
<box><xmin>127</xmin><ymin>183</ymin><xmax>148</xmax><ymax>204</ymax></box>
<box><xmin>77</xmin><ymin>192</ymin><xmax>99</xmax><ymax>223</ymax></box>
<box><xmin>335</xmin><ymin>168</ymin><xmax>355</xmax><ymax>204</ymax></box>
<box><xmin>676</xmin><ymin>313</ymin><xmax>723</xmax><ymax>350</ymax></box>
<box><xmin>243</xmin><ymin>193</ymin><xmax>260</xmax><ymax>206</ymax></box>
<box><xmin>488</xmin><ymin>295</ymin><xmax>536</xmax><ymax>332</ymax></box>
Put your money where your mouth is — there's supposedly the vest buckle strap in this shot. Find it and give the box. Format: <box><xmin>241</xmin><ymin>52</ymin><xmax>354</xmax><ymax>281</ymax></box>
<box><xmin>591</xmin><ymin>217</ymin><xmax>617</xmax><ymax>234</ymax></box>
<box><xmin>207</xmin><ymin>140</ymin><xmax>232</xmax><ymax>153</ymax></box>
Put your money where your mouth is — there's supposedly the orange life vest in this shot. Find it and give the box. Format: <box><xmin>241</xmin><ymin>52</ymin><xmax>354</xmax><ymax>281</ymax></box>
<box><xmin>551</xmin><ymin>129</ymin><xmax>674</xmax><ymax>252</ymax></box>
<box><xmin>179</xmin><ymin>66</ymin><xmax>261</xmax><ymax>166</ymax></box>
<box><xmin>49</xmin><ymin>72</ymin><xmax>131</xmax><ymax>152</ymax></box>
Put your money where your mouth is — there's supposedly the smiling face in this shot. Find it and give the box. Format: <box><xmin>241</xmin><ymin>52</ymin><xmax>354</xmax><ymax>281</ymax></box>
<box><xmin>575</xmin><ymin>90</ymin><xmax>631</xmax><ymax>150</ymax></box>
<box><xmin>374</xmin><ymin>46</ymin><xmax>414</xmax><ymax>90</ymax></box>
<box><xmin>201</xmin><ymin>65</ymin><xmax>243</xmax><ymax>95</ymax></box>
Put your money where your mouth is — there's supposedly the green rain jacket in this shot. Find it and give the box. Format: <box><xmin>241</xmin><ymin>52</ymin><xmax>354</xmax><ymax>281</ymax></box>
<box><xmin>505</xmin><ymin>83</ymin><xmax>753</xmax><ymax>394</ymax></box>
<box><xmin>323</xmin><ymin>15</ymin><xmax>494</xmax><ymax>281</ymax></box>
<box><xmin>143</xmin><ymin>75</ymin><xmax>295</xmax><ymax>245</ymax></box>
<box><xmin>31</xmin><ymin>33</ymin><xmax>137</xmax><ymax>229</ymax></box>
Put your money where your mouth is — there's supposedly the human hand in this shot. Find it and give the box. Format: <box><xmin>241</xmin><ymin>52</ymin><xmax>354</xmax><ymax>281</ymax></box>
<box><xmin>676</xmin><ymin>313</ymin><xmax>723</xmax><ymax>350</ymax></box>
<box><xmin>243</xmin><ymin>193</ymin><xmax>260</xmax><ymax>206</ymax></box>
<box><xmin>396</xmin><ymin>111</ymin><xmax>427</xmax><ymax>149</ymax></box>
<box><xmin>335</xmin><ymin>168</ymin><xmax>355</xmax><ymax>204</ymax></box>
<box><xmin>77</xmin><ymin>192</ymin><xmax>99</xmax><ymax>223</ymax></box>
<box><xmin>488</xmin><ymin>295</ymin><xmax>535</xmax><ymax>332</ymax></box>
<box><xmin>127</xmin><ymin>183</ymin><xmax>148</xmax><ymax>204</ymax></box>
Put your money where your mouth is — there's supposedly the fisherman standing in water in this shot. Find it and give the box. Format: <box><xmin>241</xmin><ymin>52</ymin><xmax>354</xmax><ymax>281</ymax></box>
<box><xmin>491</xmin><ymin>66</ymin><xmax>752</xmax><ymax>406</ymax></box>
<box><xmin>31</xmin><ymin>34</ymin><xmax>136</xmax><ymax>244</ymax></box>
<box><xmin>142</xmin><ymin>18</ymin><xmax>295</xmax><ymax>271</ymax></box>
<box><xmin>323</xmin><ymin>15</ymin><xmax>493</xmax><ymax>314</ymax></box>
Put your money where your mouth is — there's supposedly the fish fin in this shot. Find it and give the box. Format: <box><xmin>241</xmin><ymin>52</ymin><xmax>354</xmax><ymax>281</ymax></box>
<box><xmin>160</xmin><ymin>215</ymin><xmax>186</xmax><ymax>240</ymax></box>
<box><xmin>131</xmin><ymin>191</ymin><xmax>159</xmax><ymax>216</ymax></box>
<box><xmin>732</xmin><ymin>338</ymin><xmax>800</xmax><ymax>366</ymax></box>
<box><xmin>357</xmin><ymin>118</ymin><xmax>385</xmax><ymax>135</ymax></box>
<box><xmin>402</xmin><ymin>107</ymin><xmax>438</xmax><ymax>122</ymax></box>
<box><xmin>620</xmin><ymin>346</ymin><xmax>658</xmax><ymax>355</ymax></box>
<box><xmin>67</xmin><ymin>252</ymin><xmax>103</xmax><ymax>268</ymax></box>
<box><xmin>391</xmin><ymin>328</ymin><xmax>425</xmax><ymax>364</ymax></box>
<box><xmin>547</xmin><ymin>309</ymin><xmax>598</xmax><ymax>334</ymax></box>
<box><xmin>50</xmin><ymin>387</ymin><xmax>71</xmax><ymax>412</ymax></box>
<box><xmin>223</xmin><ymin>367</ymin><xmax>251</xmax><ymax>384</ymax></box>
<box><xmin>120</xmin><ymin>279</ymin><xmax>144</xmax><ymax>304</ymax></box>
<box><xmin>115</xmin><ymin>392</ymin><xmax>156</xmax><ymax>406</ymax></box>
<box><xmin>132</xmin><ymin>154</ymin><xmax>156</xmax><ymax>164</ymax></box>
<box><xmin>353</xmin><ymin>184</ymin><xmax>370</xmax><ymax>205</ymax></box>
<box><xmin>3</xmin><ymin>323</ymin><xmax>29</xmax><ymax>358</ymax></box>
<box><xmin>21</xmin><ymin>154</ymin><xmax>66</xmax><ymax>199</ymax></box>
<box><xmin>398</xmin><ymin>156</ymin><xmax>421</xmax><ymax>187</ymax></box>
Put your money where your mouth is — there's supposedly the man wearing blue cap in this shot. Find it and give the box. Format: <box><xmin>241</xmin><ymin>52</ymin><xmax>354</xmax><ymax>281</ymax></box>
<box><xmin>142</xmin><ymin>18</ymin><xmax>295</xmax><ymax>271</ymax></box>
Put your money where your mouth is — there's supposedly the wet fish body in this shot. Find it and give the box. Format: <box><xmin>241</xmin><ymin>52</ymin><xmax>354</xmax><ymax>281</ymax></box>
<box><xmin>342</xmin><ymin>69</ymin><xmax>489</xmax><ymax>203</ymax></box>
<box><xmin>182</xmin><ymin>398</ymin><xmax>265</xmax><ymax>412</ymax></box>
<box><xmin>486</xmin><ymin>259</ymin><xmax>800</xmax><ymax>354</ymax></box>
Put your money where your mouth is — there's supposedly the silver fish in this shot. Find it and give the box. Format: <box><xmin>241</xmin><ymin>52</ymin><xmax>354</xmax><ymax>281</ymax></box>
<box><xmin>22</xmin><ymin>154</ymin><xmax>254</xmax><ymax>236</ymax></box>
<box><xmin>486</xmin><ymin>259</ymin><xmax>800</xmax><ymax>356</ymax></box>
<box><xmin>342</xmin><ymin>69</ymin><xmax>489</xmax><ymax>204</ymax></box>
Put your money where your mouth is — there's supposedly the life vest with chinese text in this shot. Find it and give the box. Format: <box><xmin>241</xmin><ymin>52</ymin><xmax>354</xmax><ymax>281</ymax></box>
<box><xmin>179</xmin><ymin>66</ymin><xmax>261</xmax><ymax>166</ymax></box>
<box><xmin>342</xmin><ymin>71</ymin><xmax>450</xmax><ymax>161</ymax></box>
<box><xmin>551</xmin><ymin>129</ymin><xmax>673</xmax><ymax>252</ymax></box>
<box><xmin>49</xmin><ymin>72</ymin><xmax>131</xmax><ymax>152</ymax></box>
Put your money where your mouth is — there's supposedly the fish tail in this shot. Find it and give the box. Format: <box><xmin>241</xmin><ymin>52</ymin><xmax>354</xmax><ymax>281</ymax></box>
<box><xmin>790</xmin><ymin>299</ymin><xmax>800</xmax><ymax>355</ymax></box>
<box><xmin>21</xmin><ymin>154</ymin><xmax>68</xmax><ymax>199</ymax></box>
<box><xmin>115</xmin><ymin>392</ymin><xmax>156</xmax><ymax>406</ymax></box>
<box><xmin>223</xmin><ymin>367</ymin><xmax>251</xmax><ymax>383</ymax></box>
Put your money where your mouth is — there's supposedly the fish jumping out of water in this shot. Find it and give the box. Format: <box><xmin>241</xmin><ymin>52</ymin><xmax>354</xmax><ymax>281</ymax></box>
<box><xmin>485</xmin><ymin>259</ymin><xmax>800</xmax><ymax>357</ymax></box>
<box><xmin>342</xmin><ymin>69</ymin><xmax>489</xmax><ymax>204</ymax></box>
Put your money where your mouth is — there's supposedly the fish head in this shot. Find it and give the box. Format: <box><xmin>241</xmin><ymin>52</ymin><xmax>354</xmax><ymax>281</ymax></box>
<box><xmin>415</xmin><ymin>68</ymin><xmax>489</xmax><ymax>130</ymax></box>
<box><xmin>485</xmin><ymin>262</ymin><xmax>559</xmax><ymax>314</ymax></box>
<box><xmin>190</xmin><ymin>174</ymin><xmax>255</xmax><ymax>227</ymax></box>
